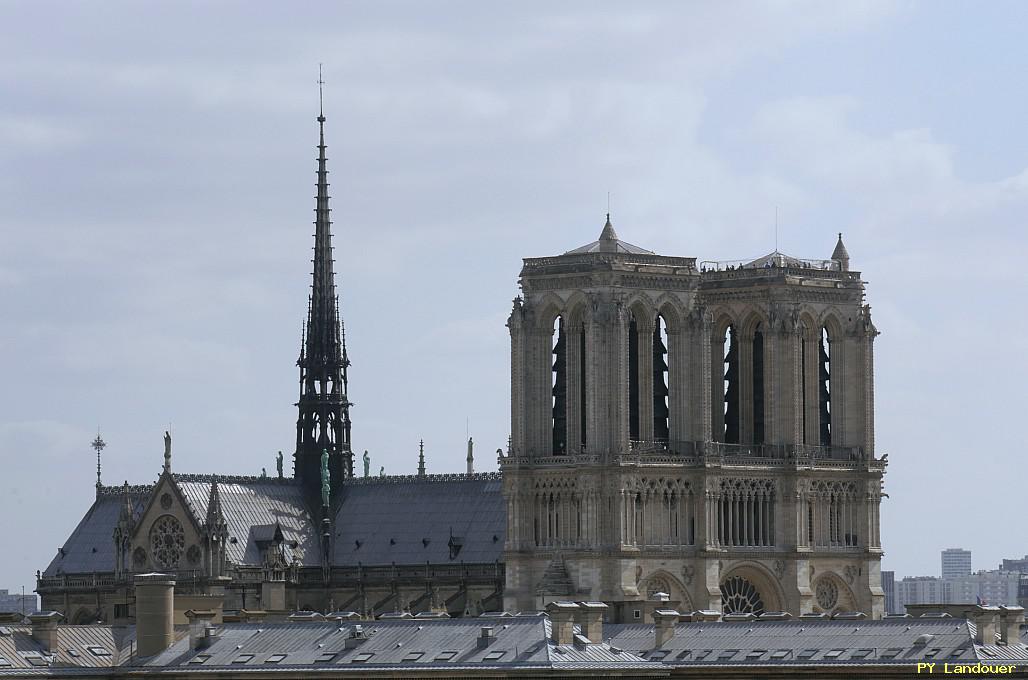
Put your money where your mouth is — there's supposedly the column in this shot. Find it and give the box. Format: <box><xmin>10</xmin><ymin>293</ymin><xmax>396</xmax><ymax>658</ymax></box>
<box><xmin>637</xmin><ymin>319</ymin><xmax>655</xmax><ymax>442</ymax></box>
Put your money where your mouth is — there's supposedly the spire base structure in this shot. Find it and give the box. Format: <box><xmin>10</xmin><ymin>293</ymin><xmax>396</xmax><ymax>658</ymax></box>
<box><xmin>294</xmin><ymin>89</ymin><xmax>354</xmax><ymax>502</ymax></box>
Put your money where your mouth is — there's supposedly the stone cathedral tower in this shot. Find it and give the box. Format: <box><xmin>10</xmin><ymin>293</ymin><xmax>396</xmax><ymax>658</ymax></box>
<box><xmin>502</xmin><ymin>218</ymin><xmax>885</xmax><ymax>620</ymax></box>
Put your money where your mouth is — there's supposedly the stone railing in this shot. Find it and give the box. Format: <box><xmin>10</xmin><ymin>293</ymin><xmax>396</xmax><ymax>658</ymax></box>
<box><xmin>523</xmin><ymin>252</ymin><xmax>697</xmax><ymax>270</ymax></box>
<box><xmin>504</xmin><ymin>441</ymin><xmax>874</xmax><ymax>469</ymax></box>
<box><xmin>700</xmin><ymin>265</ymin><xmax>862</xmax><ymax>283</ymax></box>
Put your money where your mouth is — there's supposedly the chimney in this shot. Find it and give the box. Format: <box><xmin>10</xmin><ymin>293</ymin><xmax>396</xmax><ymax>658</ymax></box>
<box><xmin>477</xmin><ymin>625</ymin><xmax>495</xmax><ymax>649</ymax></box>
<box><xmin>973</xmin><ymin>605</ymin><xmax>1000</xmax><ymax>645</ymax></box>
<box><xmin>653</xmin><ymin>609</ymin><xmax>679</xmax><ymax>648</ymax></box>
<box><xmin>546</xmin><ymin>601</ymin><xmax>578</xmax><ymax>645</ymax></box>
<box><xmin>344</xmin><ymin>624</ymin><xmax>368</xmax><ymax>649</ymax></box>
<box><xmin>185</xmin><ymin>610</ymin><xmax>217</xmax><ymax>650</ymax></box>
<box><xmin>29</xmin><ymin>612</ymin><xmax>62</xmax><ymax>652</ymax></box>
<box><xmin>998</xmin><ymin>606</ymin><xmax>1025</xmax><ymax>645</ymax></box>
<box><xmin>134</xmin><ymin>573</ymin><xmax>176</xmax><ymax>657</ymax></box>
<box><xmin>261</xmin><ymin>579</ymin><xmax>286</xmax><ymax>612</ymax></box>
<box><xmin>577</xmin><ymin>602</ymin><xmax>608</xmax><ymax>643</ymax></box>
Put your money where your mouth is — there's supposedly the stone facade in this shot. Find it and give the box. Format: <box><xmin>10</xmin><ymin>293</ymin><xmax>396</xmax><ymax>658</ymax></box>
<box><xmin>502</xmin><ymin>219</ymin><xmax>886</xmax><ymax>620</ymax></box>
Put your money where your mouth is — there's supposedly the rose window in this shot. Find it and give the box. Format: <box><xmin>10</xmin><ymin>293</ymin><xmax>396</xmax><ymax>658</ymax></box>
<box><xmin>149</xmin><ymin>515</ymin><xmax>185</xmax><ymax>569</ymax></box>
<box><xmin>720</xmin><ymin>575</ymin><xmax>765</xmax><ymax>615</ymax></box>
<box><xmin>815</xmin><ymin>579</ymin><xmax>839</xmax><ymax>611</ymax></box>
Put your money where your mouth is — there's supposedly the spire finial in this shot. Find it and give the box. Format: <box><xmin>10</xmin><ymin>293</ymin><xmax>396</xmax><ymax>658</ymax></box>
<box><xmin>91</xmin><ymin>429</ymin><xmax>106</xmax><ymax>494</ymax></box>
<box><xmin>831</xmin><ymin>232</ymin><xmax>850</xmax><ymax>271</ymax></box>
<box><xmin>599</xmin><ymin>212</ymin><xmax>618</xmax><ymax>245</ymax></box>
<box><xmin>417</xmin><ymin>439</ymin><xmax>426</xmax><ymax>477</ymax></box>
<box><xmin>317</xmin><ymin>63</ymin><xmax>325</xmax><ymax>122</ymax></box>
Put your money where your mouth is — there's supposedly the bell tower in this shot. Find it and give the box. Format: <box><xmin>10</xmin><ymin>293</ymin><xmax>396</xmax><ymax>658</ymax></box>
<box><xmin>294</xmin><ymin>93</ymin><xmax>353</xmax><ymax>496</ymax></box>
<box><xmin>502</xmin><ymin>219</ymin><xmax>886</xmax><ymax>621</ymax></box>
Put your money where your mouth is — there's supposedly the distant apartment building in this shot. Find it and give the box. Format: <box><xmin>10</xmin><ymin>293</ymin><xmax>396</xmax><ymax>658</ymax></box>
<box><xmin>881</xmin><ymin>570</ymin><xmax>897</xmax><ymax>614</ymax></box>
<box><xmin>896</xmin><ymin>576</ymin><xmax>948</xmax><ymax>611</ymax></box>
<box><xmin>947</xmin><ymin>571</ymin><xmax>1021</xmax><ymax>606</ymax></box>
<box><xmin>941</xmin><ymin>548</ymin><xmax>972</xmax><ymax>579</ymax></box>
<box><xmin>1000</xmin><ymin>555</ymin><xmax>1028</xmax><ymax>573</ymax></box>
<box><xmin>0</xmin><ymin>589</ymin><xmax>36</xmax><ymax>615</ymax></box>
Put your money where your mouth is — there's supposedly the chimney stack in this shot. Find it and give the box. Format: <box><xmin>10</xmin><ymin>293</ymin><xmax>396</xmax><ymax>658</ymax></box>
<box><xmin>577</xmin><ymin>602</ymin><xmax>608</xmax><ymax>643</ymax></box>
<box><xmin>653</xmin><ymin>609</ymin><xmax>679</xmax><ymax>648</ymax></box>
<box><xmin>998</xmin><ymin>606</ymin><xmax>1025</xmax><ymax>645</ymax></box>
<box><xmin>28</xmin><ymin>612</ymin><xmax>62</xmax><ymax>652</ymax></box>
<box><xmin>973</xmin><ymin>605</ymin><xmax>1000</xmax><ymax>645</ymax></box>
<box><xmin>135</xmin><ymin>573</ymin><xmax>176</xmax><ymax>657</ymax></box>
<box><xmin>185</xmin><ymin>610</ymin><xmax>218</xmax><ymax>650</ymax></box>
<box><xmin>546</xmin><ymin>601</ymin><xmax>578</xmax><ymax>645</ymax></box>
<box><xmin>477</xmin><ymin>625</ymin><xmax>495</xmax><ymax>649</ymax></box>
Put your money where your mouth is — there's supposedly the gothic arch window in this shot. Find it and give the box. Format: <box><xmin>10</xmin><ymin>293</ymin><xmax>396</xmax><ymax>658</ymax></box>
<box><xmin>800</xmin><ymin>320</ymin><xmax>810</xmax><ymax>444</ymax></box>
<box><xmin>808</xmin><ymin>480</ymin><xmax>859</xmax><ymax>548</ymax></box>
<box><xmin>723</xmin><ymin>325</ymin><xmax>739</xmax><ymax>443</ymax></box>
<box><xmin>717</xmin><ymin>479</ymin><xmax>776</xmax><ymax>547</ymax></box>
<box><xmin>721</xmin><ymin>575</ymin><xmax>765</xmax><ymax>615</ymax></box>
<box><xmin>643</xmin><ymin>576</ymin><xmax>672</xmax><ymax>598</ymax></box>
<box><xmin>751</xmin><ymin>323</ymin><xmax>765</xmax><ymax>445</ymax></box>
<box><xmin>551</xmin><ymin>316</ymin><xmax>567</xmax><ymax>455</ymax></box>
<box><xmin>653</xmin><ymin>314</ymin><xmax>669</xmax><ymax>442</ymax></box>
<box><xmin>578</xmin><ymin>321</ymin><xmax>586</xmax><ymax>449</ymax></box>
<box><xmin>819</xmin><ymin>326</ymin><xmax>832</xmax><ymax>446</ymax></box>
<box><xmin>628</xmin><ymin>314</ymin><xmax>640</xmax><ymax>440</ymax></box>
<box><xmin>149</xmin><ymin>514</ymin><xmax>185</xmax><ymax>570</ymax></box>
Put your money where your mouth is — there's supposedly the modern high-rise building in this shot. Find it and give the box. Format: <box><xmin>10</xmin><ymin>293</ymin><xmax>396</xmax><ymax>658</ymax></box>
<box><xmin>881</xmin><ymin>570</ymin><xmax>897</xmax><ymax>614</ymax></box>
<box><xmin>941</xmin><ymin>548</ymin><xmax>972</xmax><ymax>579</ymax></box>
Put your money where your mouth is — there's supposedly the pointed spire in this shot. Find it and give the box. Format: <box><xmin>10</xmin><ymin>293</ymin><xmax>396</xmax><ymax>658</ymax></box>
<box><xmin>417</xmin><ymin>440</ymin><xmax>426</xmax><ymax>477</ymax></box>
<box><xmin>599</xmin><ymin>213</ymin><xmax>618</xmax><ymax>241</ymax></box>
<box><xmin>295</xmin><ymin>69</ymin><xmax>354</xmax><ymax>493</ymax></box>
<box><xmin>206</xmin><ymin>476</ymin><xmax>223</xmax><ymax>525</ymax></box>
<box><xmin>119</xmin><ymin>480</ymin><xmax>133</xmax><ymax>522</ymax></box>
<box><xmin>91</xmin><ymin>430</ymin><xmax>106</xmax><ymax>496</ymax></box>
<box><xmin>598</xmin><ymin>213</ymin><xmax>619</xmax><ymax>253</ymax></box>
<box><xmin>832</xmin><ymin>232</ymin><xmax>850</xmax><ymax>271</ymax></box>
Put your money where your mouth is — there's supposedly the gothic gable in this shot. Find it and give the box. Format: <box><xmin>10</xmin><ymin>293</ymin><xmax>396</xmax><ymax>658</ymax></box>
<box><xmin>129</xmin><ymin>474</ymin><xmax>203</xmax><ymax>573</ymax></box>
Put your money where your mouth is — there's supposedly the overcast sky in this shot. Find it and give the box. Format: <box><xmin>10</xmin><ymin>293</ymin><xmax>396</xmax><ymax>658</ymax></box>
<box><xmin>2</xmin><ymin>1</ymin><xmax>1027</xmax><ymax>596</ymax></box>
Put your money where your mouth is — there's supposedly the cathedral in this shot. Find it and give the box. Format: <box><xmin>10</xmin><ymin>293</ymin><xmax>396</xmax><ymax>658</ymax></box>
<box><xmin>37</xmin><ymin>106</ymin><xmax>886</xmax><ymax>624</ymax></box>
<box><xmin>501</xmin><ymin>220</ymin><xmax>886</xmax><ymax>619</ymax></box>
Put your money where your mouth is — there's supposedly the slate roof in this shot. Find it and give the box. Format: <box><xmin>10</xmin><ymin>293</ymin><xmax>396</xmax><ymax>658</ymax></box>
<box><xmin>333</xmin><ymin>474</ymin><xmax>505</xmax><ymax>566</ymax></box>
<box><xmin>563</xmin><ymin>215</ymin><xmax>655</xmax><ymax>255</ymax></box>
<box><xmin>605</xmin><ymin>618</ymin><xmax>1028</xmax><ymax>666</ymax></box>
<box><xmin>175</xmin><ymin>477</ymin><xmax>320</xmax><ymax>567</ymax></box>
<box><xmin>0</xmin><ymin>624</ymin><xmax>136</xmax><ymax>670</ymax></box>
<box><xmin>140</xmin><ymin>618</ymin><xmax>658</xmax><ymax>674</ymax></box>
<box><xmin>42</xmin><ymin>490</ymin><xmax>147</xmax><ymax>577</ymax></box>
<box><xmin>46</xmin><ymin>472</ymin><xmax>507</xmax><ymax>577</ymax></box>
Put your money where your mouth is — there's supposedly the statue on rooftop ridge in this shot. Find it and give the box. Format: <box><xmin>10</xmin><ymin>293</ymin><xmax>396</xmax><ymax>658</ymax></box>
<box><xmin>363</xmin><ymin>450</ymin><xmax>370</xmax><ymax>478</ymax></box>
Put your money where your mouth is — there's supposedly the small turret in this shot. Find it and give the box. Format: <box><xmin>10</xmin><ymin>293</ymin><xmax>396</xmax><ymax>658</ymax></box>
<box><xmin>598</xmin><ymin>214</ymin><xmax>618</xmax><ymax>252</ymax></box>
<box><xmin>832</xmin><ymin>232</ymin><xmax>850</xmax><ymax>271</ymax></box>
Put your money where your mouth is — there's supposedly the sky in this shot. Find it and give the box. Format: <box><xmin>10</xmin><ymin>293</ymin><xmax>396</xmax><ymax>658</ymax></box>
<box><xmin>2</xmin><ymin>1</ymin><xmax>1027</xmax><ymax>596</ymax></box>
